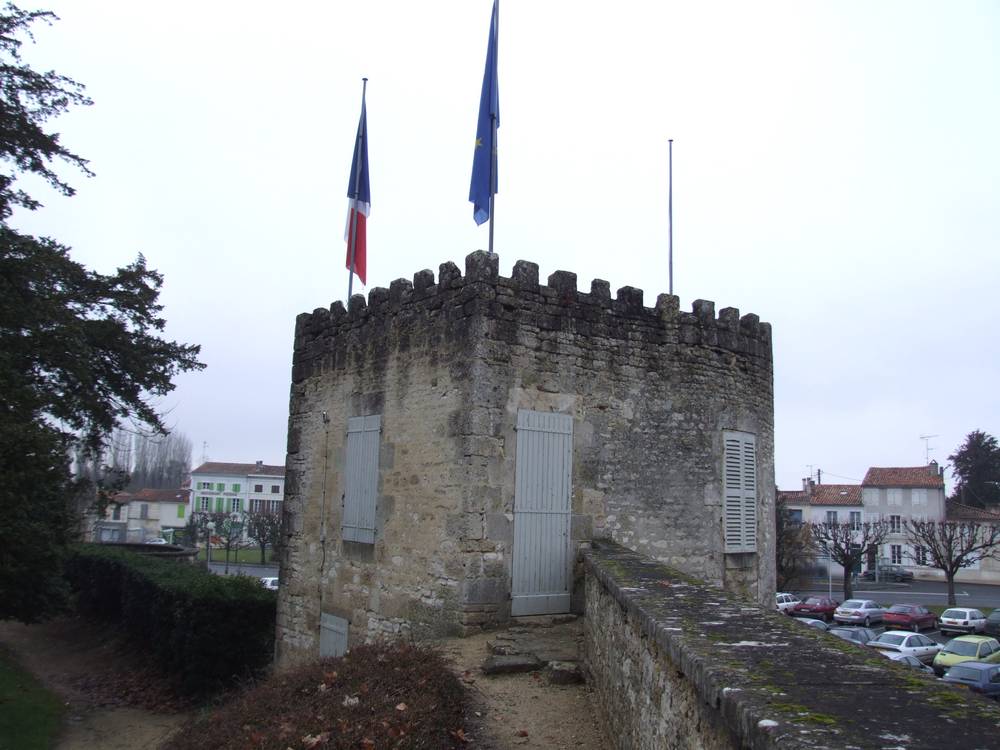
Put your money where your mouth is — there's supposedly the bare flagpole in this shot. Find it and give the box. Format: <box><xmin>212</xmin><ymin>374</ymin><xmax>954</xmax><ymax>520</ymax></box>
<box><xmin>347</xmin><ymin>77</ymin><xmax>368</xmax><ymax>300</ymax></box>
<box><xmin>488</xmin><ymin>111</ymin><xmax>497</xmax><ymax>255</ymax></box>
<box><xmin>668</xmin><ymin>138</ymin><xmax>674</xmax><ymax>296</ymax></box>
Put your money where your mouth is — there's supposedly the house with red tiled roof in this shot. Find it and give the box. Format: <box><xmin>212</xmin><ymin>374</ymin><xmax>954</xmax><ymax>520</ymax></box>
<box><xmin>861</xmin><ymin>462</ymin><xmax>946</xmax><ymax>571</ymax></box>
<box><xmin>92</xmin><ymin>487</ymin><xmax>190</xmax><ymax>543</ymax></box>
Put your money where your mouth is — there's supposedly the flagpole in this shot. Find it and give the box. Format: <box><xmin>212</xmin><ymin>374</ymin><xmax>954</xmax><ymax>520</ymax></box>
<box><xmin>347</xmin><ymin>78</ymin><xmax>368</xmax><ymax>300</ymax></box>
<box><xmin>488</xmin><ymin>112</ymin><xmax>497</xmax><ymax>255</ymax></box>
<box><xmin>668</xmin><ymin>138</ymin><xmax>673</xmax><ymax>296</ymax></box>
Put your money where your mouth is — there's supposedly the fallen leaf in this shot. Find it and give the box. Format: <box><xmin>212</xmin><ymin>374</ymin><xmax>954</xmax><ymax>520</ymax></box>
<box><xmin>451</xmin><ymin>728</ymin><xmax>470</xmax><ymax>743</ymax></box>
<box><xmin>516</xmin><ymin>729</ymin><xmax>529</xmax><ymax>737</ymax></box>
<box><xmin>360</xmin><ymin>739</ymin><xmax>375</xmax><ymax>750</ymax></box>
<box><xmin>395</xmin><ymin>702</ymin><xmax>408</xmax><ymax>711</ymax></box>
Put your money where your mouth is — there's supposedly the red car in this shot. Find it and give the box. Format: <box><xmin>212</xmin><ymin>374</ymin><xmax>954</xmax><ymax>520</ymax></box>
<box><xmin>791</xmin><ymin>596</ymin><xmax>840</xmax><ymax>621</ymax></box>
<box><xmin>883</xmin><ymin>604</ymin><xmax>937</xmax><ymax>632</ymax></box>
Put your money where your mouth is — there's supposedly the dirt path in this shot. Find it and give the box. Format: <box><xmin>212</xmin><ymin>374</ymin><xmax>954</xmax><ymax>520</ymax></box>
<box><xmin>437</xmin><ymin>619</ymin><xmax>608</xmax><ymax>749</ymax></box>
<box><xmin>1</xmin><ymin>616</ymin><xmax>607</xmax><ymax>750</ymax></box>
<box><xmin>0</xmin><ymin>617</ymin><xmax>189</xmax><ymax>750</ymax></box>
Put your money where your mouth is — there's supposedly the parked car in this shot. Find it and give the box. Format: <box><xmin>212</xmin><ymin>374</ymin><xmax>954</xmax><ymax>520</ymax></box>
<box><xmin>868</xmin><ymin>631</ymin><xmax>942</xmax><ymax>664</ymax></box>
<box><xmin>941</xmin><ymin>661</ymin><xmax>1000</xmax><ymax>700</ymax></box>
<box><xmin>833</xmin><ymin>599</ymin><xmax>885</xmax><ymax>627</ymax></box>
<box><xmin>790</xmin><ymin>596</ymin><xmax>840</xmax><ymax>622</ymax></box>
<box><xmin>932</xmin><ymin>636</ymin><xmax>1000</xmax><ymax>677</ymax></box>
<box><xmin>883</xmin><ymin>604</ymin><xmax>938</xmax><ymax>632</ymax></box>
<box><xmin>862</xmin><ymin>565</ymin><xmax>913</xmax><ymax>582</ymax></box>
<box><xmin>884</xmin><ymin>652</ymin><xmax>936</xmax><ymax>675</ymax></box>
<box><xmin>260</xmin><ymin>577</ymin><xmax>279</xmax><ymax>591</ymax></box>
<box><xmin>143</xmin><ymin>537</ymin><xmax>168</xmax><ymax>545</ymax></box>
<box><xmin>828</xmin><ymin>627</ymin><xmax>878</xmax><ymax>646</ymax></box>
<box><xmin>939</xmin><ymin>608</ymin><xmax>988</xmax><ymax>635</ymax></box>
<box><xmin>984</xmin><ymin>608</ymin><xmax>1000</xmax><ymax>637</ymax></box>
<box><xmin>794</xmin><ymin>617</ymin><xmax>829</xmax><ymax>631</ymax></box>
<box><xmin>775</xmin><ymin>593</ymin><xmax>801</xmax><ymax>614</ymax></box>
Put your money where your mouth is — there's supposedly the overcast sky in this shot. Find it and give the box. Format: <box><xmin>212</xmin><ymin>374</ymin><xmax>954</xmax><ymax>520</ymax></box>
<box><xmin>12</xmin><ymin>1</ymin><xmax>999</xmax><ymax>492</ymax></box>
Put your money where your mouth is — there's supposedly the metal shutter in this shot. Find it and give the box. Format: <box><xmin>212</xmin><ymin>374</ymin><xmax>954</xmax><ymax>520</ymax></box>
<box><xmin>723</xmin><ymin>431</ymin><xmax>757</xmax><ymax>553</ymax></box>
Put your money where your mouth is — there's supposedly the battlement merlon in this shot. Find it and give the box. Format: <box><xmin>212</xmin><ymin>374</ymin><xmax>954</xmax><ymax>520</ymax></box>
<box><xmin>292</xmin><ymin>250</ymin><xmax>772</xmax><ymax>367</ymax></box>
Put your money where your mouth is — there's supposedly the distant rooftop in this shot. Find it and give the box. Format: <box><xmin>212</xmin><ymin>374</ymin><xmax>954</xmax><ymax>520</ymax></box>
<box><xmin>191</xmin><ymin>461</ymin><xmax>285</xmax><ymax>477</ymax></box>
<box><xmin>778</xmin><ymin>484</ymin><xmax>861</xmax><ymax>507</ymax></box>
<box><xmin>862</xmin><ymin>465</ymin><xmax>943</xmax><ymax>489</ymax></box>
<box><xmin>946</xmin><ymin>499</ymin><xmax>1000</xmax><ymax>522</ymax></box>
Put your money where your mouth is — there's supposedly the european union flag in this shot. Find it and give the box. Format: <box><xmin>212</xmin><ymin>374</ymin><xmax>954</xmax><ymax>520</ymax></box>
<box><xmin>469</xmin><ymin>0</ymin><xmax>499</xmax><ymax>226</ymax></box>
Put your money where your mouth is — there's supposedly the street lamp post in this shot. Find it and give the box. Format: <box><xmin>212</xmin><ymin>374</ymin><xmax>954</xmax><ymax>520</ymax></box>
<box><xmin>205</xmin><ymin>520</ymin><xmax>215</xmax><ymax>572</ymax></box>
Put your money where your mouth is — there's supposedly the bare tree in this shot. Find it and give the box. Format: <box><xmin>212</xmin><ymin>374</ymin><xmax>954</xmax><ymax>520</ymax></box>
<box><xmin>198</xmin><ymin>512</ymin><xmax>245</xmax><ymax>574</ymax></box>
<box><xmin>904</xmin><ymin>520</ymin><xmax>1000</xmax><ymax>605</ymax></box>
<box><xmin>128</xmin><ymin>430</ymin><xmax>192</xmax><ymax>489</ymax></box>
<box><xmin>776</xmin><ymin>497</ymin><xmax>811</xmax><ymax>590</ymax></box>
<box><xmin>808</xmin><ymin>520</ymin><xmax>890</xmax><ymax>600</ymax></box>
<box><xmin>244</xmin><ymin>511</ymin><xmax>282</xmax><ymax>564</ymax></box>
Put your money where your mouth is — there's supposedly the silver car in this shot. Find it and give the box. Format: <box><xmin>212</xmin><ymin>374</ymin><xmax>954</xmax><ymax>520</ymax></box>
<box><xmin>834</xmin><ymin>599</ymin><xmax>885</xmax><ymax>627</ymax></box>
<box><xmin>868</xmin><ymin>631</ymin><xmax>942</xmax><ymax>664</ymax></box>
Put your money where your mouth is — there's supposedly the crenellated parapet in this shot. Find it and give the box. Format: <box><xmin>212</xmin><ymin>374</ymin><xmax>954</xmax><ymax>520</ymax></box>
<box><xmin>292</xmin><ymin>250</ymin><xmax>771</xmax><ymax>384</ymax></box>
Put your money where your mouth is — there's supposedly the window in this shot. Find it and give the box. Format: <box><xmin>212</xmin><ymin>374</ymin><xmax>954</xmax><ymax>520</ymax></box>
<box><xmin>139</xmin><ymin>503</ymin><xmax>149</xmax><ymax>519</ymax></box>
<box><xmin>215</xmin><ymin>497</ymin><xmax>224</xmax><ymax>513</ymax></box>
<box><xmin>176</xmin><ymin>504</ymin><xmax>185</xmax><ymax>519</ymax></box>
<box><xmin>887</xmin><ymin>488</ymin><xmax>902</xmax><ymax>506</ymax></box>
<box><xmin>891</xmin><ymin>544</ymin><xmax>902</xmax><ymax>565</ymax></box>
<box><xmin>912</xmin><ymin>488</ymin><xmax>926</xmax><ymax>506</ymax></box>
<box><xmin>849</xmin><ymin>511</ymin><xmax>861</xmax><ymax>530</ymax></box>
<box><xmin>254</xmin><ymin>484</ymin><xmax>263</xmax><ymax>493</ymax></box>
<box><xmin>231</xmin><ymin>483</ymin><xmax>241</xmax><ymax>493</ymax></box>
<box><xmin>915</xmin><ymin>546</ymin><xmax>928</xmax><ymax>566</ymax></box>
<box><xmin>216</xmin><ymin>483</ymin><xmax>225</xmax><ymax>492</ymax></box>
<box><xmin>231</xmin><ymin>498</ymin><xmax>241</xmax><ymax>513</ymax></box>
<box><xmin>826</xmin><ymin>510</ymin><xmax>838</xmax><ymax>525</ymax></box>
<box><xmin>199</xmin><ymin>496</ymin><xmax>210</xmax><ymax>511</ymax></box>
<box><xmin>112</xmin><ymin>505</ymin><xmax>122</xmax><ymax>521</ymax></box>
<box><xmin>343</xmin><ymin>415</ymin><xmax>381</xmax><ymax>544</ymax></box>
<box><xmin>890</xmin><ymin>515</ymin><xmax>901</xmax><ymax>533</ymax></box>
<box><xmin>788</xmin><ymin>509</ymin><xmax>803</xmax><ymax>525</ymax></box>
<box><xmin>723</xmin><ymin>431</ymin><xmax>757</xmax><ymax>554</ymax></box>
<box><xmin>271</xmin><ymin>485</ymin><xmax>281</xmax><ymax>494</ymax></box>
<box><xmin>249</xmin><ymin>498</ymin><xmax>260</xmax><ymax>513</ymax></box>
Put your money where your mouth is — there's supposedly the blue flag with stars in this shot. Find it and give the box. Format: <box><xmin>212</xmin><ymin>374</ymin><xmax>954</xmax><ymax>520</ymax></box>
<box><xmin>469</xmin><ymin>0</ymin><xmax>498</xmax><ymax>226</ymax></box>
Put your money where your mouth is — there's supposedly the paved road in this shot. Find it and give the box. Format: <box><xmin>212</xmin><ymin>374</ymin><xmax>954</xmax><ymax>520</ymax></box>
<box><xmin>795</xmin><ymin>578</ymin><xmax>1000</xmax><ymax>609</ymax></box>
<box><xmin>206</xmin><ymin>560</ymin><xmax>279</xmax><ymax>578</ymax></box>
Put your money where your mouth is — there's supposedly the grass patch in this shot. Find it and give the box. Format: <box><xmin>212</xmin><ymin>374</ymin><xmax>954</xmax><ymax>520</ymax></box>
<box><xmin>161</xmin><ymin>642</ymin><xmax>474</xmax><ymax>750</ymax></box>
<box><xmin>0</xmin><ymin>647</ymin><xmax>64</xmax><ymax>750</ymax></box>
<box><xmin>769</xmin><ymin>702</ymin><xmax>837</xmax><ymax>726</ymax></box>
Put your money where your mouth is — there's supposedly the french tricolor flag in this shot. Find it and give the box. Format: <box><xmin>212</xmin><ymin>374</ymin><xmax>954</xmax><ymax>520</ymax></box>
<box><xmin>345</xmin><ymin>81</ymin><xmax>370</xmax><ymax>286</ymax></box>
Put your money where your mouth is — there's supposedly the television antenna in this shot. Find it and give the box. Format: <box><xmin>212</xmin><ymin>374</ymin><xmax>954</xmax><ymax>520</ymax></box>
<box><xmin>919</xmin><ymin>434</ymin><xmax>938</xmax><ymax>464</ymax></box>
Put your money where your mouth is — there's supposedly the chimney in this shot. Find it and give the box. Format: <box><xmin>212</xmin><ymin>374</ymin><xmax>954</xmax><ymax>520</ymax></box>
<box><xmin>255</xmin><ymin>460</ymin><xmax>263</xmax><ymax>472</ymax></box>
<box><xmin>802</xmin><ymin>477</ymin><xmax>815</xmax><ymax>496</ymax></box>
<box><xmin>929</xmin><ymin>459</ymin><xmax>939</xmax><ymax>476</ymax></box>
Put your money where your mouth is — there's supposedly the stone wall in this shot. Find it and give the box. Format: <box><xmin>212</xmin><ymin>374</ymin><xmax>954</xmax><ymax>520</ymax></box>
<box><xmin>277</xmin><ymin>251</ymin><xmax>775</xmax><ymax>664</ymax></box>
<box><xmin>584</xmin><ymin>541</ymin><xmax>1000</xmax><ymax>750</ymax></box>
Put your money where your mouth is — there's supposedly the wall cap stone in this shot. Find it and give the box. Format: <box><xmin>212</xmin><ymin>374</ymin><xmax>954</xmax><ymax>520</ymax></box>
<box><xmin>584</xmin><ymin>541</ymin><xmax>1000</xmax><ymax>749</ymax></box>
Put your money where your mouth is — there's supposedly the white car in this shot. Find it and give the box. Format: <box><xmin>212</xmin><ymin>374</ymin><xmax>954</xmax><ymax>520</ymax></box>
<box><xmin>143</xmin><ymin>537</ymin><xmax>168</xmax><ymax>545</ymax></box>
<box><xmin>939</xmin><ymin>608</ymin><xmax>987</xmax><ymax>635</ymax></box>
<box><xmin>867</xmin><ymin>630</ymin><xmax>942</xmax><ymax>664</ymax></box>
<box><xmin>775</xmin><ymin>593</ymin><xmax>801</xmax><ymax>614</ymax></box>
<box><xmin>260</xmin><ymin>577</ymin><xmax>279</xmax><ymax>591</ymax></box>
<box><xmin>834</xmin><ymin>599</ymin><xmax>885</xmax><ymax>627</ymax></box>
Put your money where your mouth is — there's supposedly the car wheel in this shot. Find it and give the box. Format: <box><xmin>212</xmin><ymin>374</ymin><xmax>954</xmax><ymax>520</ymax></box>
<box><xmin>864</xmin><ymin>617</ymin><xmax>871</xmax><ymax>628</ymax></box>
<box><xmin>912</xmin><ymin>622</ymin><xmax>919</xmax><ymax>632</ymax></box>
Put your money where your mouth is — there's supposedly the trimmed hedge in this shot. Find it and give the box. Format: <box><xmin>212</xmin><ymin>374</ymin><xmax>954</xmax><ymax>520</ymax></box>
<box><xmin>66</xmin><ymin>544</ymin><xmax>276</xmax><ymax>696</ymax></box>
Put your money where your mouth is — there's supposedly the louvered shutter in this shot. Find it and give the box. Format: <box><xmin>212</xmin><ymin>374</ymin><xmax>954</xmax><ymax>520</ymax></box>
<box><xmin>343</xmin><ymin>415</ymin><xmax>380</xmax><ymax>544</ymax></box>
<box><xmin>723</xmin><ymin>431</ymin><xmax>757</xmax><ymax>553</ymax></box>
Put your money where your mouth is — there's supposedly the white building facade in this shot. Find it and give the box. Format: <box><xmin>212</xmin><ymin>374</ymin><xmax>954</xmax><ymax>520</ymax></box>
<box><xmin>189</xmin><ymin>460</ymin><xmax>286</xmax><ymax>522</ymax></box>
<box><xmin>861</xmin><ymin>463</ymin><xmax>946</xmax><ymax>571</ymax></box>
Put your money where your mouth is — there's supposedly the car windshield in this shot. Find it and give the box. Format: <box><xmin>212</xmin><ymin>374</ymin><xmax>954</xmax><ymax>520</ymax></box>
<box><xmin>942</xmin><ymin>609</ymin><xmax>969</xmax><ymax>619</ymax></box>
<box><xmin>874</xmin><ymin>634</ymin><xmax>905</xmax><ymax>646</ymax></box>
<box><xmin>841</xmin><ymin>600</ymin><xmax>864</xmax><ymax>608</ymax></box>
<box><xmin>989</xmin><ymin>611</ymin><xmax>1000</xmax><ymax>622</ymax></box>
<box><xmin>803</xmin><ymin>597</ymin><xmax>825</xmax><ymax>605</ymax></box>
<box><xmin>946</xmin><ymin>666</ymin><xmax>980</xmax><ymax>680</ymax></box>
<box><xmin>887</xmin><ymin>605</ymin><xmax>913</xmax><ymax>614</ymax></box>
<box><xmin>942</xmin><ymin>641</ymin><xmax>979</xmax><ymax>656</ymax></box>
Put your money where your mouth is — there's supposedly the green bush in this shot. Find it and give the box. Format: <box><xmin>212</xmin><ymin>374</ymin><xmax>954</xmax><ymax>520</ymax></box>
<box><xmin>66</xmin><ymin>544</ymin><xmax>276</xmax><ymax>695</ymax></box>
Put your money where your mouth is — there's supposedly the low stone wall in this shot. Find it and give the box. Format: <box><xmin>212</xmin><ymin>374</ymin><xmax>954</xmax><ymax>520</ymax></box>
<box><xmin>583</xmin><ymin>541</ymin><xmax>1000</xmax><ymax>750</ymax></box>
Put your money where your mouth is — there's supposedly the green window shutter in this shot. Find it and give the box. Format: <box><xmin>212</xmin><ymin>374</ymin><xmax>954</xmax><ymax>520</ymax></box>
<box><xmin>232</xmin><ymin>484</ymin><xmax>240</xmax><ymax>492</ymax></box>
<box><xmin>177</xmin><ymin>504</ymin><xmax>186</xmax><ymax>519</ymax></box>
<box><xmin>216</xmin><ymin>483</ymin><xmax>224</xmax><ymax>492</ymax></box>
<box><xmin>215</xmin><ymin>498</ymin><xmax>224</xmax><ymax>512</ymax></box>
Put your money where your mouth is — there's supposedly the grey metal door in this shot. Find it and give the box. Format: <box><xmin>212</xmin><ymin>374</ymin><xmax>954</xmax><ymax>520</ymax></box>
<box><xmin>320</xmin><ymin>613</ymin><xmax>348</xmax><ymax>657</ymax></box>
<box><xmin>511</xmin><ymin>409</ymin><xmax>572</xmax><ymax>616</ymax></box>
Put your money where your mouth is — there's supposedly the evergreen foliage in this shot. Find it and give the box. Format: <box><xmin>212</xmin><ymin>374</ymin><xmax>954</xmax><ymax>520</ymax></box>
<box><xmin>67</xmin><ymin>545</ymin><xmax>276</xmax><ymax>695</ymax></box>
